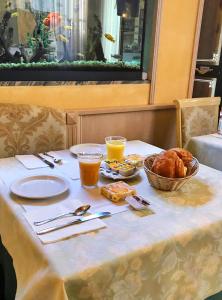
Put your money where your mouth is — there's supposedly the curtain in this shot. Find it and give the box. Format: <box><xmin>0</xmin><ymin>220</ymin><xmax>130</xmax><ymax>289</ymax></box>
<box><xmin>101</xmin><ymin>0</ymin><xmax>120</xmax><ymax>61</ymax></box>
<box><xmin>28</xmin><ymin>0</ymin><xmax>88</xmax><ymax>61</ymax></box>
<box><xmin>11</xmin><ymin>0</ymin><xmax>120</xmax><ymax>62</ymax></box>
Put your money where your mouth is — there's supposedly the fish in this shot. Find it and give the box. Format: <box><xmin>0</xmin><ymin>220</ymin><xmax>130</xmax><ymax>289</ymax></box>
<box><xmin>57</xmin><ymin>34</ymin><xmax>69</xmax><ymax>43</ymax></box>
<box><xmin>11</xmin><ymin>12</ymin><xmax>18</xmax><ymax>17</ymax></box>
<box><xmin>76</xmin><ymin>53</ymin><xmax>85</xmax><ymax>59</ymax></box>
<box><xmin>64</xmin><ymin>25</ymin><xmax>72</xmax><ymax>30</ymax></box>
<box><xmin>104</xmin><ymin>33</ymin><xmax>115</xmax><ymax>43</ymax></box>
<box><xmin>43</xmin><ymin>17</ymin><xmax>50</xmax><ymax>27</ymax></box>
<box><xmin>43</xmin><ymin>12</ymin><xmax>62</xmax><ymax>27</ymax></box>
<box><xmin>5</xmin><ymin>1</ymin><xmax>11</xmax><ymax>8</ymax></box>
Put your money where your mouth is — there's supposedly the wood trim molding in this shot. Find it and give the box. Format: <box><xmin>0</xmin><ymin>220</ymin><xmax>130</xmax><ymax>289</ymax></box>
<box><xmin>149</xmin><ymin>0</ymin><xmax>163</xmax><ymax>104</ymax></box>
<box><xmin>187</xmin><ymin>0</ymin><xmax>205</xmax><ymax>97</ymax></box>
<box><xmin>66</xmin><ymin>104</ymin><xmax>175</xmax><ymax>116</ymax></box>
<box><xmin>66</xmin><ymin>112</ymin><xmax>78</xmax><ymax>125</ymax></box>
<box><xmin>174</xmin><ymin>101</ymin><xmax>182</xmax><ymax>147</ymax></box>
<box><xmin>77</xmin><ymin>115</ymin><xmax>83</xmax><ymax>144</ymax></box>
<box><xmin>174</xmin><ymin>97</ymin><xmax>221</xmax><ymax>108</ymax></box>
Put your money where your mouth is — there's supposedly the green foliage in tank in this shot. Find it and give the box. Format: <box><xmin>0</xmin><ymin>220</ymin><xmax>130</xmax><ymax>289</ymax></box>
<box><xmin>0</xmin><ymin>61</ymin><xmax>140</xmax><ymax>70</ymax></box>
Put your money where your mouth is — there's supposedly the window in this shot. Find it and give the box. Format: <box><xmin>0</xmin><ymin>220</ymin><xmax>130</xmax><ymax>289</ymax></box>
<box><xmin>0</xmin><ymin>0</ymin><xmax>149</xmax><ymax>81</ymax></box>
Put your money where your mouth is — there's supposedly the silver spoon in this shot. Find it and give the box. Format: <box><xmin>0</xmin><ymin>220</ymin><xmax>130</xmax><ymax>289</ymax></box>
<box><xmin>43</xmin><ymin>152</ymin><xmax>62</xmax><ymax>164</ymax></box>
<box><xmin>33</xmin><ymin>204</ymin><xmax>91</xmax><ymax>226</ymax></box>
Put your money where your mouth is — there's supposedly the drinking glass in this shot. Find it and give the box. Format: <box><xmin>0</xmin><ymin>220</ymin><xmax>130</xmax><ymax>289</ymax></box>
<box><xmin>77</xmin><ymin>153</ymin><xmax>103</xmax><ymax>188</ymax></box>
<box><xmin>105</xmin><ymin>136</ymin><xmax>127</xmax><ymax>161</ymax></box>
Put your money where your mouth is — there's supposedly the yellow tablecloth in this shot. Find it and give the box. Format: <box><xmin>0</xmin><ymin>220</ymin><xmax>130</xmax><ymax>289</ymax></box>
<box><xmin>1</xmin><ymin>141</ymin><xmax>222</xmax><ymax>300</ymax></box>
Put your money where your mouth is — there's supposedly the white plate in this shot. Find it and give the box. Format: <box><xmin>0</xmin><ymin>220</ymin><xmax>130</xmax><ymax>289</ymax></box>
<box><xmin>70</xmin><ymin>143</ymin><xmax>106</xmax><ymax>156</ymax></box>
<box><xmin>10</xmin><ymin>175</ymin><xmax>69</xmax><ymax>199</ymax></box>
<box><xmin>100</xmin><ymin>167</ymin><xmax>140</xmax><ymax>180</ymax></box>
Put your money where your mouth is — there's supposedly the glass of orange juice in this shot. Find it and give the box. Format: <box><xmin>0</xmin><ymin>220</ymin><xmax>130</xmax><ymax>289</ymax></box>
<box><xmin>78</xmin><ymin>153</ymin><xmax>103</xmax><ymax>188</ymax></box>
<box><xmin>105</xmin><ymin>136</ymin><xmax>127</xmax><ymax>161</ymax></box>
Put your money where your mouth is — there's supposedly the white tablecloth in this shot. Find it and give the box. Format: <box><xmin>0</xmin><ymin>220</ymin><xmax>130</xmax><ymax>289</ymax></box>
<box><xmin>1</xmin><ymin>141</ymin><xmax>222</xmax><ymax>300</ymax></box>
<box><xmin>186</xmin><ymin>134</ymin><xmax>222</xmax><ymax>171</ymax></box>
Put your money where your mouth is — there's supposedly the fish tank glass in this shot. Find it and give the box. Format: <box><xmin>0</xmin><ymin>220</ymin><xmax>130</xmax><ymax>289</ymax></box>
<box><xmin>0</xmin><ymin>0</ymin><xmax>147</xmax><ymax>81</ymax></box>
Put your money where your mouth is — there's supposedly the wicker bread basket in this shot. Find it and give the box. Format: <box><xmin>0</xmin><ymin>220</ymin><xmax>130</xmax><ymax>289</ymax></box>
<box><xmin>144</xmin><ymin>154</ymin><xmax>199</xmax><ymax>191</ymax></box>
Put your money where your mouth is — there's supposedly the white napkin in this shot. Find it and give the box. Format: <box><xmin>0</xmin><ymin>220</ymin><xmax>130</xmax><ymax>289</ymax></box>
<box><xmin>15</xmin><ymin>155</ymin><xmax>48</xmax><ymax>169</ymax></box>
<box><xmin>24</xmin><ymin>204</ymin><xmax>106</xmax><ymax>244</ymax></box>
<box><xmin>15</xmin><ymin>153</ymin><xmax>80</xmax><ymax>180</ymax></box>
<box><xmin>24</xmin><ymin>202</ymin><xmax>129</xmax><ymax>244</ymax></box>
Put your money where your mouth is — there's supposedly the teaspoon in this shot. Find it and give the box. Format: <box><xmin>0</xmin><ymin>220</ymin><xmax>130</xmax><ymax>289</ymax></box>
<box><xmin>33</xmin><ymin>204</ymin><xmax>91</xmax><ymax>226</ymax></box>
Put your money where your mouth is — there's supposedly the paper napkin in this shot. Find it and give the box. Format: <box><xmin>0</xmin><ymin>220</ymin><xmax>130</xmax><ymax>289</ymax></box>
<box><xmin>15</xmin><ymin>153</ymin><xmax>80</xmax><ymax>180</ymax></box>
<box><xmin>15</xmin><ymin>155</ymin><xmax>48</xmax><ymax>169</ymax></box>
<box><xmin>24</xmin><ymin>204</ymin><xmax>106</xmax><ymax>244</ymax></box>
<box><xmin>24</xmin><ymin>202</ymin><xmax>129</xmax><ymax>244</ymax></box>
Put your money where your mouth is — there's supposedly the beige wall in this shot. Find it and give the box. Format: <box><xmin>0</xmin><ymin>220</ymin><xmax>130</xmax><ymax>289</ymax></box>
<box><xmin>153</xmin><ymin>0</ymin><xmax>200</xmax><ymax>104</ymax></box>
<box><xmin>0</xmin><ymin>84</ymin><xmax>149</xmax><ymax>109</ymax></box>
<box><xmin>0</xmin><ymin>0</ymin><xmax>200</xmax><ymax>109</ymax></box>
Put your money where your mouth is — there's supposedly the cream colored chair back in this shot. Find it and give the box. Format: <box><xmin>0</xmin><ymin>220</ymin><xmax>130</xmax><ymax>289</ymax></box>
<box><xmin>174</xmin><ymin>97</ymin><xmax>221</xmax><ymax>148</ymax></box>
<box><xmin>0</xmin><ymin>103</ymin><xmax>67</xmax><ymax>158</ymax></box>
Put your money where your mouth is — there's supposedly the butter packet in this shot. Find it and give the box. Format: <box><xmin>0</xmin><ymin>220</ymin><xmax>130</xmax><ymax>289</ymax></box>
<box><xmin>101</xmin><ymin>181</ymin><xmax>136</xmax><ymax>202</ymax></box>
<box><xmin>125</xmin><ymin>154</ymin><xmax>144</xmax><ymax>167</ymax></box>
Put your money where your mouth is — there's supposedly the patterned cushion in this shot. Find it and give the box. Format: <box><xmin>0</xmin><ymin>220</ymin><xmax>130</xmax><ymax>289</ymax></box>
<box><xmin>181</xmin><ymin>105</ymin><xmax>218</xmax><ymax>148</ymax></box>
<box><xmin>0</xmin><ymin>103</ymin><xmax>66</xmax><ymax>158</ymax></box>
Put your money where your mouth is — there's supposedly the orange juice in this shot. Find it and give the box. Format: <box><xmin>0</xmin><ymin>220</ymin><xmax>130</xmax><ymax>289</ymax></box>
<box><xmin>106</xmin><ymin>141</ymin><xmax>125</xmax><ymax>160</ymax></box>
<box><xmin>77</xmin><ymin>153</ymin><xmax>103</xmax><ymax>187</ymax></box>
<box><xmin>79</xmin><ymin>161</ymin><xmax>101</xmax><ymax>186</ymax></box>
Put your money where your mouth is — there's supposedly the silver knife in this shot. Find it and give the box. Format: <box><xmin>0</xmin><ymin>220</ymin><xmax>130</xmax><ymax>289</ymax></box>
<box><xmin>34</xmin><ymin>153</ymin><xmax>55</xmax><ymax>168</ymax></box>
<box><xmin>36</xmin><ymin>211</ymin><xmax>111</xmax><ymax>235</ymax></box>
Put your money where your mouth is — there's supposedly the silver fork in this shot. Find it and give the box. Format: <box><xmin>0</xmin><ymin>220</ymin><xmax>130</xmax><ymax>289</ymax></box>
<box><xmin>43</xmin><ymin>152</ymin><xmax>62</xmax><ymax>164</ymax></box>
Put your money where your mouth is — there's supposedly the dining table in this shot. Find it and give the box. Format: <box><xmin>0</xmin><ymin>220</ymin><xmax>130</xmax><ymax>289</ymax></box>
<box><xmin>186</xmin><ymin>133</ymin><xmax>222</xmax><ymax>171</ymax></box>
<box><xmin>1</xmin><ymin>140</ymin><xmax>222</xmax><ymax>300</ymax></box>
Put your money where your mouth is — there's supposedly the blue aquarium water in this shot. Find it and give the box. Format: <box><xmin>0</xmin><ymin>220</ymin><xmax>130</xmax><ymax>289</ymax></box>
<box><xmin>0</xmin><ymin>0</ymin><xmax>146</xmax><ymax>72</ymax></box>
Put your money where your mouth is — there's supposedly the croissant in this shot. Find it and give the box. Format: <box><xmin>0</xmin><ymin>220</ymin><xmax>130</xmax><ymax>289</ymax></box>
<box><xmin>151</xmin><ymin>148</ymin><xmax>192</xmax><ymax>178</ymax></box>
<box><xmin>152</xmin><ymin>155</ymin><xmax>176</xmax><ymax>178</ymax></box>
<box><xmin>170</xmin><ymin>148</ymin><xmax>193</xmax><ymax>166</ymax></box>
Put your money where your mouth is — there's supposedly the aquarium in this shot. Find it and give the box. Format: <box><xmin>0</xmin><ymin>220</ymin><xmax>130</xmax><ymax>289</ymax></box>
<box><xmin>0</xmin><ymin>0</ymin><xmax>147</xmax><ymax>81</ymax></box>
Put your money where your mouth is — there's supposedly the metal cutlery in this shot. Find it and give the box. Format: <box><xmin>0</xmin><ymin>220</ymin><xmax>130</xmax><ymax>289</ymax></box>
<box><xmin>43</xmin><ymin>152</ymin><xmax>62</xmax><ymax>164</ymax></box>
<box><xmin>36</xmin><ymin>211</ymin><xmax>111</xmax><ymax>235</ymax></box>
<box><xmin>125</xmin><ymin>195</ymin><xmax>150</xmax><ymax>211</ymax></box>
<box><xmin>34</xmin><ymin>205</ymin><xmax>91</xmax><ymax>226</ymax></box>
<box><xmin>133</xmin><ymin>195</ymin><xmax>150</xmax><ymax>206</ymax></box>
<box><xmin>34</xmin><ymin>153</ymin><xmax>55</xmax><ymax>168</ymax></box>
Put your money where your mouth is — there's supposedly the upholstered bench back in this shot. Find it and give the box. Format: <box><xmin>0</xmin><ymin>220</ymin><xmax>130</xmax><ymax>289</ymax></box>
<box><xmin>0</xmin><ymin>103</ymin><xmax>66</xmax><ymax>158</ymax></box>
<box><xmin>174</xmin><ymin>97</ymin><xmax>221</xmax><ymax>148</ymax></box>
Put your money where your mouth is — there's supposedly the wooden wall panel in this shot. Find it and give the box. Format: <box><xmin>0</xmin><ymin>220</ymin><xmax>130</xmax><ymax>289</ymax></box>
<box><xmin>69</xmin><ymin>105</ymin><xmax>176</xmax><ymax>149</ymax></box>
